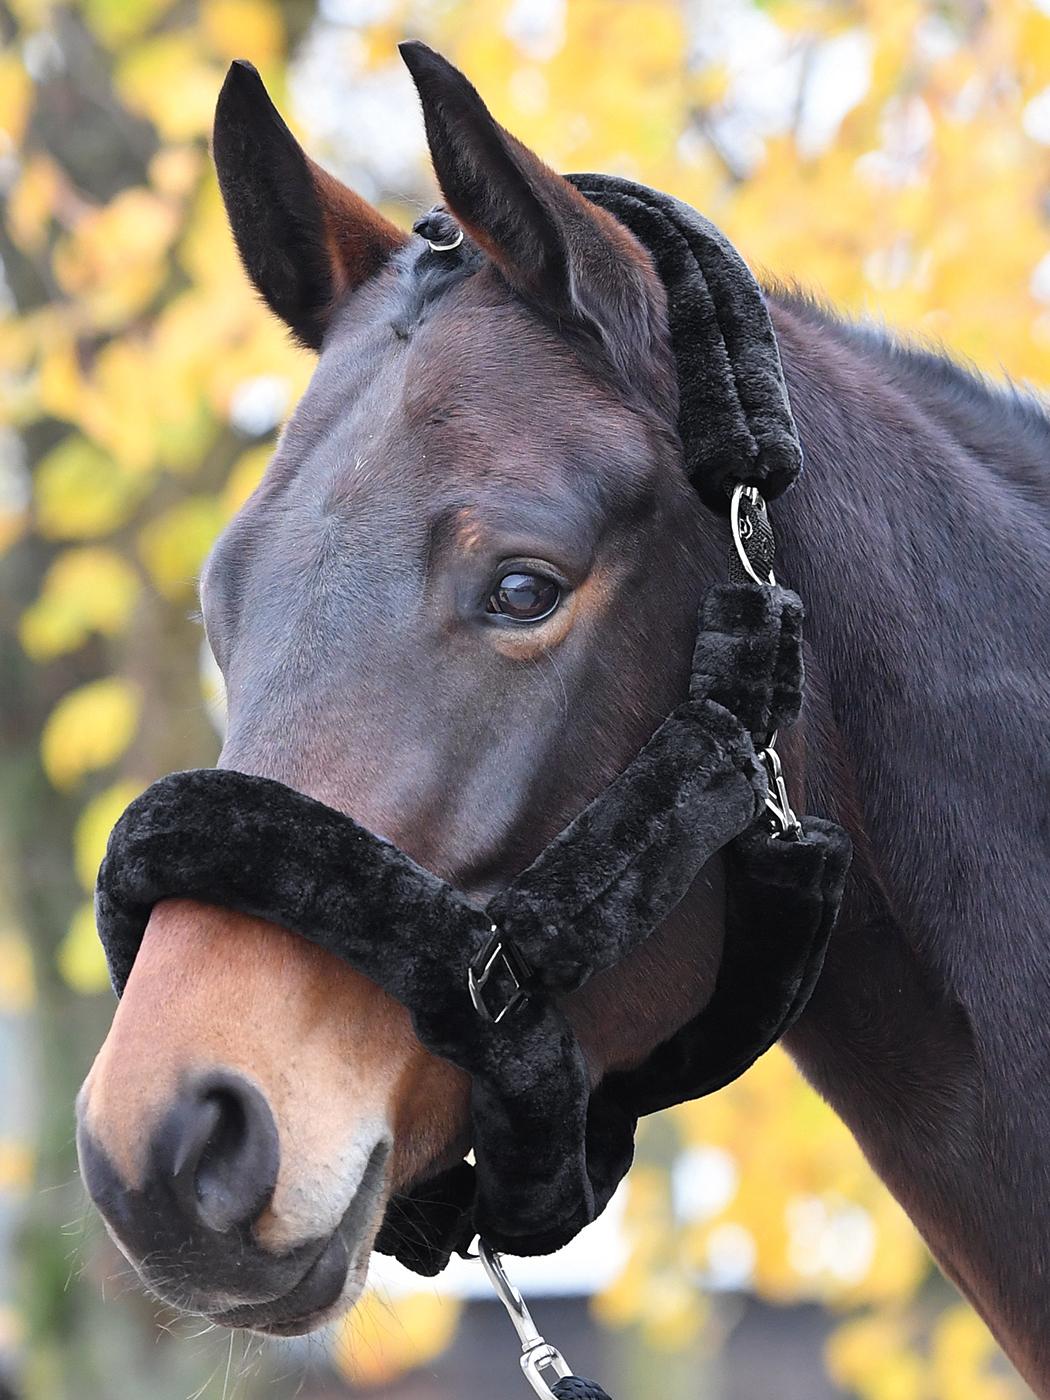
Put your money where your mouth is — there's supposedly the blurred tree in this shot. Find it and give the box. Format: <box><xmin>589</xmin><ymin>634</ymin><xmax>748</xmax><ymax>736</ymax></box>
<box><xmin>1</xmin><ymin>0</ymin><xmax>1047</xmax><ymax>1397</ymax></box>
<box><xmin>1</xmin><ymin>7</ymin><xmax>317</xmax><ymax>1397</ymax></box>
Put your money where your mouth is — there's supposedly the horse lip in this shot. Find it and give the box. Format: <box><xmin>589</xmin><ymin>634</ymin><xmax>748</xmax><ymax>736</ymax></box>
<box><xmin>208</xmin><ymin>1137</ymin><xmax>390</xmax><ymax>1334</ymax></box>
<box><xmin>211</xmin><ymin>1229</ymin><xmax>350</xmax><ymax>1332</ymax></box>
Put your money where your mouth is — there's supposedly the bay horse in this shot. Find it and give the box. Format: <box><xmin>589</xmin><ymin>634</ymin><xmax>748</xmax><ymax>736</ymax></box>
<box><xmin>76</xmin><ymin>43</ymin><xmax>1050</xmax><ymax>1391</ymax></box>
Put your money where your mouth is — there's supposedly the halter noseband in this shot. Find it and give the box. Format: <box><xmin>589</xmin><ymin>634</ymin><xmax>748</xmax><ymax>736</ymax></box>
<box><xmin>92</xmin><ymin>175</ymin><xmax>852</xmax><ymax>1395</ymax></box>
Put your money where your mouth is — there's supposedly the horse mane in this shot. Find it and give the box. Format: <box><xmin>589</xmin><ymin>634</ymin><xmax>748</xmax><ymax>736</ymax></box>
<box><xmin>769</xmin><ymin>283</ymin><xmax>1050</xmax><ymax>501</ymax></box>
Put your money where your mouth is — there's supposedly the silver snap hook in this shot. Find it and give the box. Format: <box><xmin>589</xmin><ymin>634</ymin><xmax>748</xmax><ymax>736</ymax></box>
<box><xmin>479</xmin><ymin>1240</ymin><xmax>573</xmax><ymax>1400</ymax></box>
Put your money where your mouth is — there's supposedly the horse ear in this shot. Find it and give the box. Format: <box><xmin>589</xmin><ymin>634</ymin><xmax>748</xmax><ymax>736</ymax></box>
<box><xmin>213</xmin><ymin>61</ymin><xmax>408</xmax><ymax>351</ymax></box>
<box><xmin>398</xmin><ymin>42</ymin><xmax>662</xmax><ymax>362</ymax></box>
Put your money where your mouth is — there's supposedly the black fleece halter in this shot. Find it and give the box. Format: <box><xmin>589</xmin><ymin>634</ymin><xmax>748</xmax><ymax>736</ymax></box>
<box><xmin>94</xmin><ymin>177</ymin><xmax>852</xmax><ymax>1285</ymax></box>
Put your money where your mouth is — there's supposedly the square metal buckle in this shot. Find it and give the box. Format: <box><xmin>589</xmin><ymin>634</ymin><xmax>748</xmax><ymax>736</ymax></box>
<box><xmin>468</xmin><ymin>927</ymin><xmax>532</xmax><ymax>1024</ymax></box>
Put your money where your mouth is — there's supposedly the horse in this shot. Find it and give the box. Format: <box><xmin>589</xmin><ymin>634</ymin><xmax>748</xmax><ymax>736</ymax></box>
<box><xmin>75</xmin><ymin>42</ymin><xmax>1050</xmax><ymax>1391</ymax></box>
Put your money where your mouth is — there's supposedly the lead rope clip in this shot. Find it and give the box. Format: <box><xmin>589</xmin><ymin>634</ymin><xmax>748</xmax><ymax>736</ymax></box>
<box><xmin>479</xmin><ymin>1240</ymin><xmax>574</xmax><ymax>1399</ymax></box>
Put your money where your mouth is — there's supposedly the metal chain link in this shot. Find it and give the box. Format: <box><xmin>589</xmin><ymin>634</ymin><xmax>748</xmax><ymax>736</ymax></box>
<box><xmin>729</xmin><ymin>484</ymin><xmax>802</xmax><ymax>840</ymax></box>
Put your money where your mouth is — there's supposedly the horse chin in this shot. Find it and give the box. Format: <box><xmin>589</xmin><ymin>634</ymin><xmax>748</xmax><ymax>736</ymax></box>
<box><xmin>206</xmin><ymin>1230</ymin><xmax>373</xmax><ymax>1337</ymax></box>
<box><xmin>124</xmin><ymin>1177</ymin><xmax>386</xmax><ymax>1338</ymax></box>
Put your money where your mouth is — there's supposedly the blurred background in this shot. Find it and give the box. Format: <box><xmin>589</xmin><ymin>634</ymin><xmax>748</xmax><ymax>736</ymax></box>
<box><xmin>1</xmin><ymin>0</ymin><xmax>1048</xmax><ymax>1396</ymax></box>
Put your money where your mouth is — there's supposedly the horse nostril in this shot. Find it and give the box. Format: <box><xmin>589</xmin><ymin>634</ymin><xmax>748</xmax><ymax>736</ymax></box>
<box><xmin>161</xmin><ymin>1072</ymin><xmax>279</xmax><ymax>1234</ymax></box>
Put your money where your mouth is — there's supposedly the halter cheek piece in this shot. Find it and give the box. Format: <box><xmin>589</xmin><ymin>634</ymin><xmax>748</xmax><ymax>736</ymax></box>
<box><xmin>94</xmin><ymin>176</ymin><xmax>851</xmax><ymax>1392</ymax></box>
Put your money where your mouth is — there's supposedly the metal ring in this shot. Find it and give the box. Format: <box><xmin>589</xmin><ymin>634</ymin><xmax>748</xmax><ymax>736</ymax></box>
<box><xmin>426</xmin><ymin>228</ymin><xmax>464</xmax><ymax>252</ymax></box>
<box><xmin>730</xmin><ymin>483</ymin><xmax>776</xmax><ymax>587</ymax></box>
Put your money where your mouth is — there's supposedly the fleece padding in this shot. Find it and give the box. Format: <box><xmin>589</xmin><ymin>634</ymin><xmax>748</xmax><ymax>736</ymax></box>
<box><xmin>380</xmin><ymin>813</ymin><xmax>851</xmax><ymax>1275</ymax></box>
<box><xmin>93</xmin><ymin>175</ymin><xmax>851</xmax><ymax>1273</ymax></box>
<box><xmin>489</xmin><ymin>586</ymin><xmax>804</xmax><ymax>989</ymax></box>
<box><xmin>569</xmin><ymin>174</ymin><xmax>802</xmax><ymax>511</ymax></box>
<box><xmin>95</xmin><ymin>578</ymin><xmax>820</xmax><ymax>1263</ymax></box>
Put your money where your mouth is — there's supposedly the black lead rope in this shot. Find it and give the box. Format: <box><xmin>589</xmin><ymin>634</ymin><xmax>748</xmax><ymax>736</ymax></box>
<box><xmin>552</xmin><ymin>1383</ymin><xmax>612</xmax><ymax>1400</ymax></box>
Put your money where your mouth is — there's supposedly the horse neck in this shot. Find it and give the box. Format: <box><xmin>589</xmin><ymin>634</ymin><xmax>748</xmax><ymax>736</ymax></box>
<box><xmin>764</xmin><ymin>296</ymin><xmax>1050</xmax><ymax>1390</ymax></box>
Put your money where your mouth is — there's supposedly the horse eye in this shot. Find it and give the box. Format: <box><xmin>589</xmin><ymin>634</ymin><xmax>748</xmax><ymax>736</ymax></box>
<box><xmin>488</xmin><ymin>571</ymin><xmax>561</xmax><ymax>622</ymax></box>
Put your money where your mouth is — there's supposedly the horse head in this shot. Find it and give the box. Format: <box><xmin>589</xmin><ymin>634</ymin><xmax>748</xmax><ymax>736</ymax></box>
<box><xmin>75</xmin><ymin>44</ymin><xmax>726</xmax><ymax>1334</ymax></box>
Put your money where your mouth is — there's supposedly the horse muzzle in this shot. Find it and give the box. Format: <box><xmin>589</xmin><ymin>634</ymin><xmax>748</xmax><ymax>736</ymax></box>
<box><xmin>76</xmin><ymin>1065</ymin><xmax>391</xmax><ymax>1333</ymax></box>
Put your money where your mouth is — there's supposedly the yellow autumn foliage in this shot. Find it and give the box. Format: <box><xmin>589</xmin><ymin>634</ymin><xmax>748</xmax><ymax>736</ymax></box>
<box><xmin>222</xmin><ymin>442</ymin><xmax>273</xmax><ymax>515</ymax></box>
<box><xmin>827</xmin><ymin>1312</ymin><xmax>927</xmax><ymax>1400</ymax></box>
<box><xmin>0</xmin><ymin>48</ymin><xmax>32</xmax><ymax>147</ymax></box>
<box><xmin>931</xmin><ymin>1305</ymin><xmax>1017</xmax><ymax>1400</ymax></box>
<box><xmin>331</xmin><ymin>1288</ymin><xmax>461</xmax><ymax>1387</ymax></box>
<box><xmin>826</xmin><ymin>1301</ymin><xmax>1018</xmax><ymax>1400</ymax></box>
<box><xmin>52</xmin><ymin>187</ymin><xmax>181</xmax><ymax>328</ymax></box>
<box><xmin>0</xmin><ymin>931</ymin><xmax>35</xmax><ymax>1015</ymax></box>
<box><xmin>117</xmin><ymin>34</ymin><xmax>228</xmax><ymax>143</ymax></box>
<box><xmin>57</xmin><ymin>902</ymin><xmax>113</xmax><ymax>997</ymax></box>
<box><xmin>0</xmin><ymin>1141</ymin><xmax>34</xmax><ymax>1196</ymax></box>
<box><xmin>79</xmin><ymin>0</ymin><xmax>172</xmax><ymax>48</ymax></box>
<box><xmin>594</xmin><ymin>1166</ymin><xmax>712</xmax><ymax>1350</ymax></box>
<box><xmin>4</xmin><ymin>0</ymin><xmax>1047</xmax><ymax>1394</ymax></box>
<box><xmin>34</xmin><ymin>437</ymin><xmax>145</xmax><ymax>539</ymax></box>
<box><xmin>669</xmin><ymin>1049</ymin><xmax>929</xmax><ymax>1309</ymax></box>
<box><xmin>136</xmin><ymin>495</ymin><xmax>225</xmax><ymax>600</ymax></box>
<box><xmin>6</xmin><ymin>154</ymin><xmax>61</xmax><ymax>255</ymax></box>
<box><xmin>20</xmin><ymin>548</ymin><xmax>140</xmax><ymax>661</ymax></box>
<box><xmin>72</xmin><ymin>781</ymin><xmax>143</xmax><ymax>891</ymax></box>
<box><xmin>40</xmin><ymin>678</ymin><xmax>141</xmax><ymax>790</ymax></box>
<box><xmin>202</xmin><ymin>0</ymin><xmax>285</xmax><ymax>65</ymax></box>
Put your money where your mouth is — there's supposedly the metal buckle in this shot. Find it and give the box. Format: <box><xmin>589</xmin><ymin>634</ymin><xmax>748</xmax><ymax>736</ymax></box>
<box><xmin>730</xmin><ymin>483</ymin><xmax>776</xmax><ymax>586</ymax></box>
<box><xmin>760</xmin><ymin>743</ymin><xmax>803</xmax><ymax>840</ymax></box>
<box><xmin>468</xmin><ymin>927</ymin><xmax>532</xmax><ymax>1023</ymax></box>
<box><xmin>479</xmin><ymin>1241</ymin><xmax>574</xmax><ymax>1400</ymax></box>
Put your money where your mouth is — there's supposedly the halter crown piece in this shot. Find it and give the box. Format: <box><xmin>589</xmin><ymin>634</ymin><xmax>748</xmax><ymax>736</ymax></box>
<box><xmin>94</xmin><ymin>177</ymin><xmax>852</xmax><ymax>1398</ymax></box>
